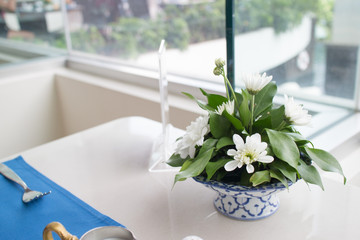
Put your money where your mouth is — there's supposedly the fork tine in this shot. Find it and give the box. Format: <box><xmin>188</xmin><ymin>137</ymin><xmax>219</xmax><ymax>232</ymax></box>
<box><xmin>0</xmin><ymin>163</ymin><xmax>51</xmax><ymax>203</ymax></box>
<box><xmin>43</xmin><ymin>191</ymin><xmax>51</xmax><ymax>196</ymax></box>
<box><xmin>22</xmin><ymin>190</ymin><xmax>52</xmax><ymax>203</ymax></box>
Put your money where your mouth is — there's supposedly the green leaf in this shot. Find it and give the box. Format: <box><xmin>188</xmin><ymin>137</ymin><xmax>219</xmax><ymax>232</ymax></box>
<box><xmin>254</xmin><ymin>82</ymin><xmax>277</xmax><ymax>117</ymax></box>
<box><xmin>200</xmin><ymin>88</ymin><xmax>209</xmax><ymax>97</ymax></box>
<box><xmin>266</xmin><ymin>129</ymin><xmax>300</xmax><ymax>169</ymax></box>
<box><xmin>297</xmin><ymin>159</ymin><xmax>324</xmax><ymax>190</ymax></box>
<box><xmin>270</xmin><ymin>105</ymin><xmax>285</xmax><ymax>129</ymax></box>
<box><xmin>200</xmin><ymin>88</ymin><xmax>229</xmax><ymax>110</ymax></box>
<box><xmin>234</xmin><ymin>91</ymin><xmax>243</xmax><ymax>108</ymax></box>
<box><xmin>216</xmin><ymin>137</ymin><xmax>233</xmax><ymax>150</ymax></box>
<box><xmin>207</xmin><ymin>94</ymin><xmax>228</xmax><ymax>109</ymax></box>
<box><xmin>285</xmin><ymin>132</ymin><xmax>306</xmax><ymax>141</ymax></box>
<box><xmin>295</xmin><ymin>140</ymin><xmax>312</xmax><ymax>147</ymax></box>
<box><xmin>239</xmin><ymin>169</ymin><xmax>251</xmax><ymax>186</ymax></box>
<box><xmin>269</xmin><ymin>160</ymin><xmax>297</xmax><ymax>183</ymax></box>
<box><xmin>305</xmin><ymin>147</ymin><xmax>346</xmax><ymax>184</ymax></box>
<box><xmin>167</xmin><ymin>153</ymin><xmax>187</xmax><ymax>167</ymax></box>
<box><xmin>269</xmin><ymin>169</ymin><xmax>288</xmax><ymax>188</ymax></box>
<box><xmin>238</xmin><ymin>90</ymin><xmax>251</xmax><ymax>128</ymax></box>
<box><xmin>253</xmin><ymin>115</ymin><xmax>272</xmax><ymax>133</ymax></box>
<box><xmin>216</xmin><ymin>170</ymin><xmax>228</xmax><ymax>182</ymax></box>
<box><xmin>205</xmin><ymin>158</ymin><xmax>231</xmax><ymax>180</ymax></box>
<box><xmin>174</xmin><ymin>148</ymin><xmax>214</xmax><ymax>183</ymax></box>
<box><xmin>250</xmin><ymin>170</ymin><xmax>271</xmax><ymax>186</ymax></box>
<box><xmin>286</xmin><ymin>132</ymin><xmax>312</xmax><ymax>147</ymax></box>
<box><xmin>223</xmin><ymin>111</ymin><xmax>244</xmax><ymax>131</ymax></box>
<box><xmin>182</xmin><ymin>92</ymin><xmax>214</xmax><ymax>112</ymax></box>
<box><xmin>180</xmin><ymin>159</ymin><xmax>193</xmax><ymax>171</ymax></box>
<box><xmin>209</xmin><ymin>112</ymin><xmax>231</xmax><ymax>138</ymax></box>
<box><xmin>199</xmin><ymin>138</ymin><xmax>218</xmax><ymax>155</ymax></box>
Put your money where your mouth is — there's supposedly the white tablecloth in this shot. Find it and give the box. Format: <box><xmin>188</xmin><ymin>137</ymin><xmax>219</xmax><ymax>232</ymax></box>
<box><xmin>1</xmin><ymin>116</ymin><xmax>359</xmax><ymax>240</ymax></box>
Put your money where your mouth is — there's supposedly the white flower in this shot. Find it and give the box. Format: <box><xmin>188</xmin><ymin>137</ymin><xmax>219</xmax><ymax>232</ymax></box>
<box><xmin>175</xmin><ymin>115</ymin><xmax>210</xmax><ymax>159</ymax></box>
<box><xmin>242</xmin><ymin>72</ymin><xmax>273</xmax><ymax>95</ymax></box>
<box><xmin>225</xmin><ymin>133</ymin><xmax>274</xmax><ymax>173</ymax></box>
<box><xmin>284</xmin><ymin>95</ymin><xmax>312</xmax><ymax>126</ymax></box>
<box><xmin>215</xmin><ymin>100</ymin><xmax>235</xmax><ymax>115</ymax></box>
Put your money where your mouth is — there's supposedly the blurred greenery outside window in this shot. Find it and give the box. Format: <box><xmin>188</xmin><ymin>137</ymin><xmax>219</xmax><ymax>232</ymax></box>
<box><xmin>0</xmin><ymin>0</ymin><xmax>359</xmax><ymax>107</ymax></box>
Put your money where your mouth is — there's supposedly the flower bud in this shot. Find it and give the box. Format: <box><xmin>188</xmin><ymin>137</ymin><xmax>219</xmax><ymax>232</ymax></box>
<box><xmin>213</xmin><ymin>67</ymin><xmax>222</xmax><ymax>76</ymax></box>
<box><xmin>215</xmin><ymin>58</ymin><xmax>225</xmax><ymax>68</ymax></box>
<box><xmin>284</xmin><ymin>95</ymin><xmax>312</xmax><ymax>126</ymax></box>
<box><xmin>242</xmin><ymin>72</ymin><xmax>272</xmax><ymax>95</ymax></box>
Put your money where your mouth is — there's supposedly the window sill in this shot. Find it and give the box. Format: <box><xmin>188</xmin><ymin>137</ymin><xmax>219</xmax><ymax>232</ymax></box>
<box><xmin>0</xmin><ymin>55</ymin><xmax>354</xmax><ymax>153</ymax></box>
<box><xmin>66</xmin><ymin>55</ymin><xmax>353</xmax><ymax>141</ymax></box>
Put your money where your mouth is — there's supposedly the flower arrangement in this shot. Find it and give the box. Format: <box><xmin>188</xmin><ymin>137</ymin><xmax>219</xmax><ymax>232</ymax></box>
<box><xmin>167</xmin><ymin>59</ymin><xmax>346</xmax><ymax>189</ymax></box>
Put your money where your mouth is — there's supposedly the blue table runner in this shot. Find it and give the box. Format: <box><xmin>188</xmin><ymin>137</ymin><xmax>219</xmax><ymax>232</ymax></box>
<box><xmin>0</xmin><ymin>156</ymin><xmax>124</xmax><ymax>240</ymax></box>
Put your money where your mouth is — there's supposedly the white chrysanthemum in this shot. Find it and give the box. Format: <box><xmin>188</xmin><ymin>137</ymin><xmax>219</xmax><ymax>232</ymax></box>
<box><xmin>175</xmin><ymin>115</ymin><xmax>210</xmax><ymax>159</ymax></box>
<box><xmin>284</xmin><ymin>95</ymin><xmax>312</xmax><ymax>126</ymax></box>
<box><xmin>225</xmin><ymin>133</ymin><xmax>274</xmax><ymax>173</ymax></box>
<box><xmin>215</xmin><ymin>100</ymin><xmax>235</xmax><ymax>115</ymax></box>
<box><xmin>242</xmin><ymin>72</ymin><xmax>273</xmax><ymax>95</ymax></box>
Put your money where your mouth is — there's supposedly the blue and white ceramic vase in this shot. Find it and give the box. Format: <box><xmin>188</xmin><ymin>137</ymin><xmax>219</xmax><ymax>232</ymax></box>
<box><xmin>193</xmin><ymin>176</ymin><xmax>289</xmax><ymax>220</ymax></box>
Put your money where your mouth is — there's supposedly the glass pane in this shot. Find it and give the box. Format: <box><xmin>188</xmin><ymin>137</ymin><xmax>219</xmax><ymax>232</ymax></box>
<box><xmin>234</xmin><ymin>0</ymin><xmax>359</xmax><ymax>104</ymax></box>
<box><xmin>0</xmin><ymin>0</ymin><xmax>67</xmax><ymax>66</ymax></box>
<box><xmin>67</xmin><ymin>0</ymin><xmax>226</xmax><ymax>81</ymax></box>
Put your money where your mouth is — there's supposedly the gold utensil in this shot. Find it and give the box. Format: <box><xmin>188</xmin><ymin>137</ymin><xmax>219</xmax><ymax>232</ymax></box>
<box><xmin>43</xmin><ymin>222</ymin><xmax>136</xmax><ymax>240</ymax></box>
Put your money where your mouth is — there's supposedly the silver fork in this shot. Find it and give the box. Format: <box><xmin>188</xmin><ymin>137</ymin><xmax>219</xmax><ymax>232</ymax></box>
<box><xmin>0</xmin><ymin>163</ymin><xmax>51</xmax><ymax>203</ymax></box>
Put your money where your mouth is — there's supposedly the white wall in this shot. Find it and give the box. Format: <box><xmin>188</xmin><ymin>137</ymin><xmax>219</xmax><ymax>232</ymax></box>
<box><xmin>54</xmin><ymin>68</ymin><xmax>201</xmax><ymax>135</ymax></box>
<box><xmin>0</xmin><ymin>69</ymin><xmax>65</xmax><ymax>157</ymax></box>
<box><xmin>0</xmin><ymin>65</ymin><xmax>201</xmax><ymax>158</ymax></box>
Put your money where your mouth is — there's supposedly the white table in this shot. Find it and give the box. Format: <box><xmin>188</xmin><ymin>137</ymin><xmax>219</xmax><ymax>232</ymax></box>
<box><xmin>2</xmin><ymin>117</ymin><xmax>360</xmax><ymax>240</ymax></box>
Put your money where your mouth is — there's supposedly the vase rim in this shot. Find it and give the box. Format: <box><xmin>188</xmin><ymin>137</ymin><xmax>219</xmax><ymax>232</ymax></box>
<box><xmin>193</xmin><ymin>175</ymin><xmax>292</xmax><ymax>192</ymax></box>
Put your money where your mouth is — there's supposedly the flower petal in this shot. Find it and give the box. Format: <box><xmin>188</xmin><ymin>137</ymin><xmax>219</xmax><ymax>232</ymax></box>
<box><xmin>227</xmin><ymin>149</ymin><xmax>237</xmax><ymax>156</ymax></box>
<box><xmin>284</xmin><ymin>94</ymin><xmax>312</xmax><ymax>126</ymax></box>
<box><xmin>242</xmin><ymin>72</ymin><xmax>272</xmax><ymax>94</ymax></box>
<box><xmin>188</xmin><ymin>145</ymin><xmax>196</xmax><ymax>158</ymax></box>
<box><xmin>252</xmin><ymin>133</ymin><xmax>261</xmax><ymax>142</ymax></box>
<box><xmin>233</xmin><ymin>134</ymin><xmax>244</xmax><ymax>149</ymax></box>
<box><xmin>246</xmin><ymin>164</ymin><xmax>255</xmax><ymax>173</ymax></box>
<box><xmin>258</xmin><ymin>155</ymin><xmax>274</xmax><ymax>163</ymax></box>
<box><xmin>256</xmin><ymin>142</ymin><xmax>268</xmax><ymax>152</ymax></box>
<box><xmin>224</xmin><ymin>160</ymin><xmax>239</xmax><ymax>172</ymax></box>
<box><xmin>173</xmin><ymin>115</ymin><xmax>210</xmax><ymax>158</ymax></box>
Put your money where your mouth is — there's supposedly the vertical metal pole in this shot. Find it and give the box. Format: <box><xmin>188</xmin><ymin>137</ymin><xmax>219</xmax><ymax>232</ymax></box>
<box><xmin>226</xmin><ymin>0</ymin><xmax>235</xmax><ymax>88</ymax></box>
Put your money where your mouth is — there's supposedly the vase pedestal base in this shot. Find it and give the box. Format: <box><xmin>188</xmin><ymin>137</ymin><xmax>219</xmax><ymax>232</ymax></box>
<box><xmin>213</xmin><ymin>193</ymin><xmax>280</xmax><ymax>220</ymax></box>
<box><xmin>193</xmin><ymin>176</ymin><xmax>289</xmax><ymax>221</ymax></box>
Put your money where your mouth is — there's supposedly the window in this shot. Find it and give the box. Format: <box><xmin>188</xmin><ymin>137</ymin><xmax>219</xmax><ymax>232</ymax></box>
<box><xmin>64</xmin><ymin>0</ymin><xmax>226</xmax><ymax>82</ymax></box>
<box><xmin>0</xmin><ymin>0</ymin><xmax>359</xmax><ymax>111</ymax></box>
<box><xmin>232</xmin><ymin>0</ymin><xmax>359</xmax><ymax>109</ymax></box>
<box><xmin>63</xmin><ymin>0</ymin><xmax>359</xmax><ymax>107</ymax></box>
<box><xmin>0</xmin><ymin>0</ymin><xmax>67</xmax><ymax>65</ymax></box>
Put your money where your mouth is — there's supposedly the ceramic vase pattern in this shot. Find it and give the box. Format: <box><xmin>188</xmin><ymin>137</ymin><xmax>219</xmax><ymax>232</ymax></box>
<box><xmin>193</xmin><ymin>176</ymin><xmax>289</xmax><ymax>220</ymax></box>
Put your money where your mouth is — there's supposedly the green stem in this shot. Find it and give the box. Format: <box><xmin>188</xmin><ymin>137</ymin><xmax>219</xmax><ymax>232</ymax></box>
<box><xmin>250</xmin><ymin>94</ymin><xmax>255</xmax><ymax>134</ymax></box>
<box><xmin>222</xmin><ymin>72</ymin><xmax>230</xmax><ymax>100</ymax></box>
<box><xmin>276</xmin><ymin>120</ymin><xmax>287</xmax><ymax>131</ymax></box>
<box><xmin>222</xmin><ymin>69</ymin><xmax>238</xmax><ymax>107</ymax></box>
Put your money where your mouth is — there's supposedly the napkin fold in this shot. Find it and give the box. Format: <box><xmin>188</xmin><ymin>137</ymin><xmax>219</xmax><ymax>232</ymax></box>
<box><xmin>0</xmin><ymin>156</ymin><xmax>124</xmax><ymax>239</ymax></box>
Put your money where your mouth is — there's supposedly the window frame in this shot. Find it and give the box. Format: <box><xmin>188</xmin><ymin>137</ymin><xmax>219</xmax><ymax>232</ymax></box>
<box><xmin>0</xmin><ymin>0</ymin><xmax>358</xmax><ymax>144</ymax></box>
<box><xmin>65</xmin><ymin>52</ymin><xmax>352</xmax><ymax>139</ymax></box>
